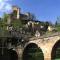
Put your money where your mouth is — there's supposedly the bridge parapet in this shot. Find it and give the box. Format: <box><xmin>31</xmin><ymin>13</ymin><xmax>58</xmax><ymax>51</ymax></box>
<box><xmin>13</xmin><ymin>32</ymin><xmax>60</xmax><ymax>60</ymax></box>
<box><xmin>29</xmin><ymin>32</ymin><xmax>60</xmax><ymax>41</ymax></box>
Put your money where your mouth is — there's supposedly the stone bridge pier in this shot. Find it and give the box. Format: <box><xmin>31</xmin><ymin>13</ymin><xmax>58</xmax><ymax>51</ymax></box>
<box><xmin>15</xmin><ymin>34</ymin><xmax>60</xmax><ymax>60</ymax></box>
<box><xmin>15</xmin><ymin>45</ymin><xmax>24</xmax><ymax>60</ymax></box>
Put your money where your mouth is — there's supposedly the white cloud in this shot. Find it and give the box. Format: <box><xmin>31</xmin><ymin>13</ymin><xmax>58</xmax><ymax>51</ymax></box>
<box><xmin>0</xmin><ymin>0</ymin><xmax>12</xmax><ymax>14</ymax></box>
<box><xmin>0</xmin><ymin>0</ymin><xmax>11</xmax><ymax>2</ymax></box>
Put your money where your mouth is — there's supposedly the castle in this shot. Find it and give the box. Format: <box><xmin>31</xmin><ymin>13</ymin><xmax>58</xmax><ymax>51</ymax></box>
<box><xmin>0</xmin><ymin>6</ymin><xmax>60</xmax><ymax>60</ymax></box>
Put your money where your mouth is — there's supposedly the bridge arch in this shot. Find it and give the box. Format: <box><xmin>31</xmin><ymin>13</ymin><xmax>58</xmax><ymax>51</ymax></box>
<box><xmin>22</xmin><ymin>43</ymin><xmax>44</xmax><ymax>60</ymax></box>
<box><xmin>8</xmin><ymin>49</ymin><xmax>18</xmax><ymax>60</ymax></box>
<box><xmin>0</xmin><ymin>48</ymin><xmax>18</xmax><ymax>60</ymax></box>
<box><xmin>51</xmin><ymin>40</ymin><xmax>60</xmax><ymax>60</ymax></box>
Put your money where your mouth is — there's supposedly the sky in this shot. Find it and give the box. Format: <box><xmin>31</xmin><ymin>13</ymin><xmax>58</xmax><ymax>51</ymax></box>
<box><xmin>0</xmin><ymin>0</ymin><xmax>60</xmax><ymax>24</ymax></box>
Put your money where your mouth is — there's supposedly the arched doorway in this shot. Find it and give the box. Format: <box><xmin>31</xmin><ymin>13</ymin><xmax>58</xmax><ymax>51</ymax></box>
<box><xmin>51</xmin><ymin>40</ymin><xmax>60</xmax><ymax>60</ymax></box>
<box><xmin>0</xmin><ymin>48</ymin><xmax>18</xmax><ymax>60</ymax></box>
<box><xmin>23</xmin><ymin>43</ymin><xmax>44</xmax><ymax>60</ymax></box>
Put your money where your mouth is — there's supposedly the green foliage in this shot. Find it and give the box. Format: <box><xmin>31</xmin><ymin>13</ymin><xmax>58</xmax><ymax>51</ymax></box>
<box><xmin>55</xmin><ymin>25</ymin><xmax>60</xmax><ymax>31</ymax></box>
<box><xmin>56</xmin><ymin>16</ymin><xmax>60</xmax><ymax>24</ymax></box>
<box><xmin>11</xmin><ymin>19</ymin><xmax>23</xmax><ymax>29</ymax></box>
<box><xmin>23</xmin><ymin>47</ymin><xmax>44</xmax><ymax>60</ymax></box>
<box><xmin>1</xmin><ymin>14</ymin><xmax>9</xmax><ymax>31</ymax></box>
<box><xmin>3</xmin><ymin>13</ymin><xmax>9</xmax><ymax>23</ymax></box>
<box><xmin>55</xmin><ymin>18</ymin><xmax>60</xmax><ymax>31</ymax></box>
<box><xmin>0</xmin><ymin>20</ymin><xmax>9</xmax><ymax>36</ymax></box>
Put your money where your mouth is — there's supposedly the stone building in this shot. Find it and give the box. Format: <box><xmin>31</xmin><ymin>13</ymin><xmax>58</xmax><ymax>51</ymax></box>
<box><xmin>0</xmin><ymin>6</ymin><xmax>60</xmax><ymax>60</ymax></box>
<box><xmin>7</xmin><ymin>6</ymin><xmax>44</xmax><ymax>27</ymax></box>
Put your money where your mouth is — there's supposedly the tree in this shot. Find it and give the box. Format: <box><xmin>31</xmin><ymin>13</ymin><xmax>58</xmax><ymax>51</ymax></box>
<box><xmin>2</xmin><ymin>13</ymin><xmax>10</xmax><ymax>22</ymax></box>
<box><xmin>55</xmin><ymin>17</ymin><xmax>60</xmax><ymax>31</ymax></box>
<box><xmin>55</xmin><ymin>21</ymin><xmax>57</xmax><ymax>26</ymax></box>
<box><xmin>44</xmin><ymin>21</ymin><xmax>49</xmax><ymax>31</ymax></box>
<box><xmin>56</xmin><ymin>16</ymin><xmax>60</xmax><ymax>25</ymax></box>
<box><xmin>11</xmin><ymin>19</ymin><xmax>23</xmax><ymax>30</ymax></box>
<box><xmin>26</xmin><ymin>12</ymin><xmax>36</xmax><ymax>20</ymax></box>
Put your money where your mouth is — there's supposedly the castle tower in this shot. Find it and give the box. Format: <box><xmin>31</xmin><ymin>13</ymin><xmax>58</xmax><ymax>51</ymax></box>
<box><xmin>12</xmin><ymin>6</ymin><xmax>20</xmax><ymax>19</ymax></box>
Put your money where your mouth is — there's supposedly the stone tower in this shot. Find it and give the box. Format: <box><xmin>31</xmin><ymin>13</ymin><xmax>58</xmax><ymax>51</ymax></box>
<box><xmin>12</xmin><ymin>6</ymin><xmax>20</xmax><ymax>19</ymax></box>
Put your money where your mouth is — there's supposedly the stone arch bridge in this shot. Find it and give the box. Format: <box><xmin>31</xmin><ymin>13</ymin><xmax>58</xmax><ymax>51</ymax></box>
<box><xmin>14</xmin><ymin>32</ymin><xmax>60</xmax><ymax>60</ymax></box>
<box><xmin>0</xmin><ymin>32</ymin><xmax>60</xmax><ymax>60</ymax></box>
